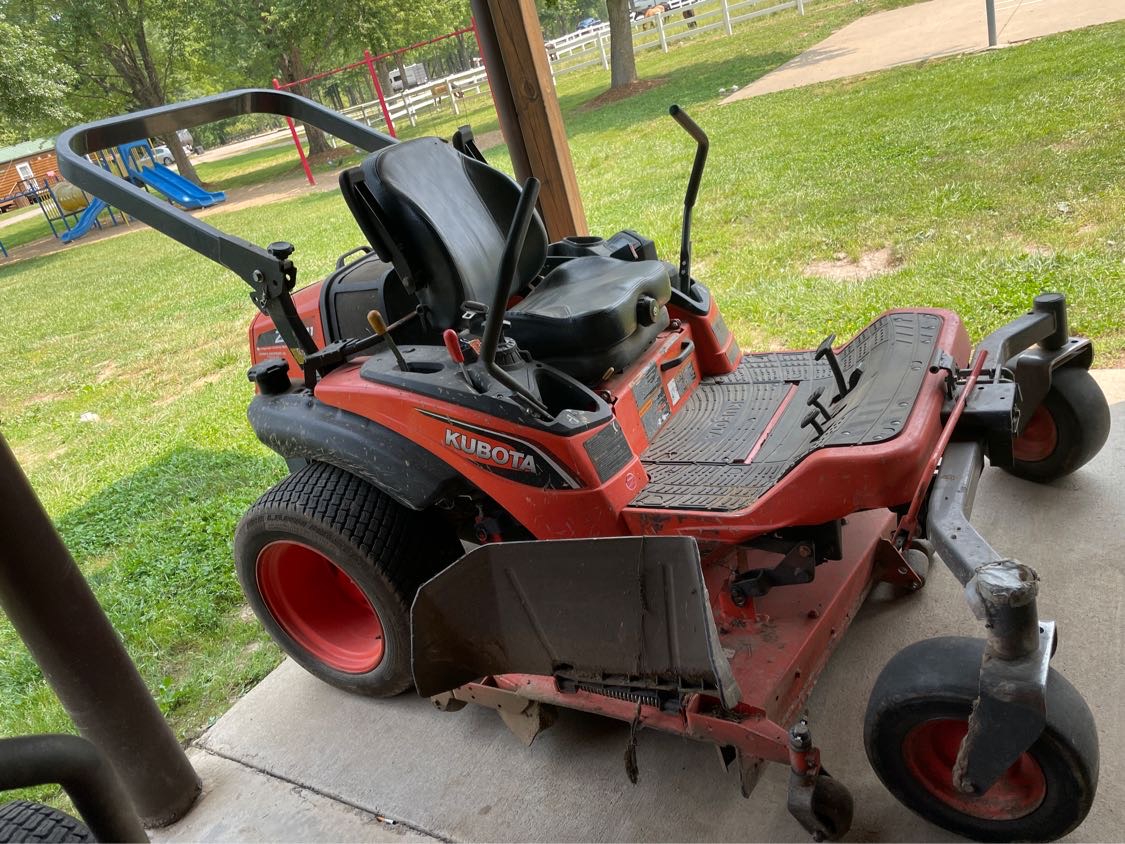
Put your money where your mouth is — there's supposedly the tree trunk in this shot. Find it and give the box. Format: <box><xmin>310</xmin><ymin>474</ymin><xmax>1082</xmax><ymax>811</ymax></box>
<box><xmin>606</xmin><ymin>0</ymin><xmax>638</xmax><ymax>89</ymax></box>
<box><xmin>98</xmin><ymin>17</ymin><xmax>203</xmax><ymax>185</ymax></box>
<box><xmin>456</xmin><ymin>33</ymin><xmax>469</xmax><ymax>71</ymax></box>
<box><xmin>394</xmin><ymin>52</ymin><xmax>408</xmax><ymax>90</ymax></box>
<box><xmin>162</xmin><ymin>135</ymin><xmax>199</xmax><ymax>184</ymax></box>
<box><xmin>280</xmin><ymin>44</ymin><xmax>331</xmax><ymax>156</ymax></box>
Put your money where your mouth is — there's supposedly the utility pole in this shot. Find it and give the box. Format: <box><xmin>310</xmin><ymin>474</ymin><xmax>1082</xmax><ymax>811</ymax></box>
<box><xmin>985</xmin><ymin>0</ymin><xmax>998</xmax><ymax>46</ymax></box>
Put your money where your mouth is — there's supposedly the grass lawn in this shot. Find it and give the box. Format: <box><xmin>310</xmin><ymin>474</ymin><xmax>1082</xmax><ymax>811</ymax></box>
<box><xmin>0</xmin><ymin>0</ymin><xmax>1121</xmax><ymax>807</ymax></box>
<box><xmin>0</xmin><ymin>212</ymin><xmax>57</xmax><ymax>252</ymax></box>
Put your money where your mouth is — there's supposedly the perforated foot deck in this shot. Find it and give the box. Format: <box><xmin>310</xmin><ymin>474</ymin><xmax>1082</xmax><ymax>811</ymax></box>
<box><xmin>630</xmin><ymin>313</ymin><xmax>943</xmax><ymax>513</ymax></box>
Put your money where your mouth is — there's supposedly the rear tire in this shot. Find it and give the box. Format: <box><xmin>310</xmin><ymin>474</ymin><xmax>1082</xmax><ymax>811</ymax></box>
<box><xmin>234</xmin><ymin>462</ymin><xmax>463</xmax><ymax>697</ymax></box>
<box><xmin>1005</xmin><ymin>367</ymin><xmax>1110</xmax><ymax>483</ymax></box>
<box><xmin>0</xmin><ymin>801</ymin><xmax>91</xmax><ymax>843</ymax></box>
<box><xmin>864</xmin><ymin>637</ymin><xmax>1098</xmax><ymax>841</ymax></box>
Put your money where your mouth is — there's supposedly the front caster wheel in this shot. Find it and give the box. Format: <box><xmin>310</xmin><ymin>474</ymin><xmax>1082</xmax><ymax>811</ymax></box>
<box><xmin>864</xmin><ymin>637</ymin><xmax>1098</xmax><ymax>841</ymax></box>
<box><xmin>1006</xmin><ymin>367</ymin><xmax>1110</xmax><ymax>483</ymax></box>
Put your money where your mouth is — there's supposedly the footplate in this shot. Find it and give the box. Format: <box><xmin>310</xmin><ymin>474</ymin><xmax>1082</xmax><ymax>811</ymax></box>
<box><xmin>411</xmin><ymin>536</ymin><xmax>740</xmax><ymax>708</ymax></box>
<box><xmin>630</xmin><ymin>312</ymin><xmax>944</xmax><ymax>512</ymax></box>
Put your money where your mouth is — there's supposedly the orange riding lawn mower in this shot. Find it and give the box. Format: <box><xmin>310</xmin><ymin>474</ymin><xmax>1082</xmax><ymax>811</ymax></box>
<box><xmin>59</xmin><ymin>90</ymin><xmax>1110</xmax><ymax>841</ymax></box>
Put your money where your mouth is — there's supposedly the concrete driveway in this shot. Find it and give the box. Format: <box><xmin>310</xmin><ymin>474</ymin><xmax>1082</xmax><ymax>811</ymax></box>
<box><xmin>724</xmin><ymin>0</ymin><xmax>1125</xmax><ymax>102</ymax></box>
<box><xmin>154</xmin><ymin>371</ymin><xmax>1123</xmax><ymax>842</ymax></box>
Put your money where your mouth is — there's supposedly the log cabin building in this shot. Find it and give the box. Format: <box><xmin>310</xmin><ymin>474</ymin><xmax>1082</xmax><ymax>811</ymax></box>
<box><xmin>0</xmin><ymin>140</ymin><xmax>57</xmax><ymax>211</ymax></box>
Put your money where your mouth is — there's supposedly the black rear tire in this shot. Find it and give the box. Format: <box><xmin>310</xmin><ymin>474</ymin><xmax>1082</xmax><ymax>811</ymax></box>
<box><xmin>1005</xmin><ymin>367</ymin><xmax>1110</xmax><ymax>483</ymax></box>
<box><xmin>0</xmin><ymin>801</ymin><xmax>91</xmax><ymax>843</ymax></box>
<box><xmin>864</xmin><ymin>637</ymin><xmax>1098</xmax><ymax>842</ymax></box>
<box><xmin>234</xmin><ymin>462</ymin><xmax>463</xmax><ymax>697</ymax></box>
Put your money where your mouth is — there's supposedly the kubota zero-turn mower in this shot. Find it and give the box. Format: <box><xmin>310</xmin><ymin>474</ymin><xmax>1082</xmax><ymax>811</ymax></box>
<box><xmin>59</xmin><ymin>91</ymin><xmax>1109</xmax><ymax>841</ymax></box>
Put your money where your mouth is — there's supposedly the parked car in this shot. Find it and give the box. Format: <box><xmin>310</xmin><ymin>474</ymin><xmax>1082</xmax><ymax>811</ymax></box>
<box><xmin>152</xmin><ymin>144</ymin><xmax>176</xmax><ymax>166</ymax></box>
<box><xmin>577</xmin><ymin>17</ymin><xmax>601</xmax><ymax>29</ymax></box>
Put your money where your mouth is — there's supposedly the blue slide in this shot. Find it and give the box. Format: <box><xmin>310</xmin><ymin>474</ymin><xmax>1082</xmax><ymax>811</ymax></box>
<box><xmin>60</xmin><ymin>197</ymin><xmax>108</xmax><ymax>243</ymax></box>
<box><xmin>133</xmin><ymin>163</ymin><xmax>226</xmax><ymax>210</ymax></box>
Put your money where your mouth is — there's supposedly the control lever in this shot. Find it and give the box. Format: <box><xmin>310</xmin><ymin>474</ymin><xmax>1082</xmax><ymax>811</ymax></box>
<box><xmin>367</xmin><ymin>310</ymin><xmax>408</xmax><ymax>371</ymax></box>
<box><xmin>479</xmin><ymin>177</ymin><xmax>552</xmax><ymax>420</ymax></box>
<box><xmin>669</xmin><ymin>104</ymin><xmax>709</xmax><ymax>295</ymax></box>
<box><xmin>443</xmin><ymin>329</ymin><xmax>485</xmax><ymax>393</ymax></box>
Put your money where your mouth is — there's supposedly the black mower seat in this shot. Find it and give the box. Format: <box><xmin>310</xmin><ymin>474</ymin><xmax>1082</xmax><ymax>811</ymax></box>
<box><xmin>508</xmin><ymin>256</ymin><xmax>671</xmax><ymax>381</ymax></box>
<box><xmin>340</xmin><ymin>137</ymin><xmax>671</xmax><ymax>382</ymax></box>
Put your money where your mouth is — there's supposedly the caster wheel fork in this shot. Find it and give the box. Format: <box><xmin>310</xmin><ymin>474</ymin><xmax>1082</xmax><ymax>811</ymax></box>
<box><xmin>786</xmin><ymin>720</ymin><xmax>854</xmax><ymax>842</ymax></box>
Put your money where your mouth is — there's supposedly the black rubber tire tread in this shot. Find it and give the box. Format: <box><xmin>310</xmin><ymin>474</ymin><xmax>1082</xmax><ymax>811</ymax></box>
<box><xmin>0</xmin><ymin>801</ymin><xmax>92</xmax><ymax>843</ymax></box>
<box><xmin>864</xmin><ymin>636</ymin><xmax>1099</xmax><ymax>842</ymax></box>
<box><xmin>234</xmin><ymin>461</ymin><xmax>463</xmax><ymax>697</ymax></box>
<box><xmin>1006</xmin><ymin>367</ymin><xmax>1110</xmax><ymax>483</ymax></box>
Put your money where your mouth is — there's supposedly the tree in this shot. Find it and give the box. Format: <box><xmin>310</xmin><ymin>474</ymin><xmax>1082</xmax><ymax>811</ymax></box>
<box><xmin>605</xmin><ymin>0</ymin><xmax>637</xmax><ymax>89</ymax></box>
<box><xmin>7</xmin><ymin>0</ymin><xmax>207</xmax><ymax>183</ymax></box>
<box><xmin>0</xmin><ymin>15</ymin><xmax>76</xmax><ymax>143</ymax></box>
<box><xmin>208</xmin><ymin>0</ymin><xmax>467</xmax><ymax>156</ymax></box>
<box><xmin>537</xmin><ymin>0</ymin><xmax>606</xmax><ymax>40</ymax></box>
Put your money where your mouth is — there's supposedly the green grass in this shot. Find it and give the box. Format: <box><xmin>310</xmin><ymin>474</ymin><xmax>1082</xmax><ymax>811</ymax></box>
<box><xmin>550</xmin><ymin>5</ymin><xmax>1125</xmax><ymax>358</ymax></box>
<box><xmin>194</xmin><ymin>141</ymin><xmax>302</xmax><ymax>189</ymax></box>
<box><xmin>0</xmin><ymin>0</ymin><xmax>1122</xmax><ymax>809</ymax></box>
<box><xmin>0</xmin><ymin>211</ymin><xmax>56</xmax><ymax>251</ymax></box>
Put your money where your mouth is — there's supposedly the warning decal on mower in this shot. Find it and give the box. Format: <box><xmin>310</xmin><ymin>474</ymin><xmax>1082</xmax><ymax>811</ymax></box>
<box><xmin>418</xmin><ymin>411</ymin><xmax>582</xmax><ymax>490</ymax></box>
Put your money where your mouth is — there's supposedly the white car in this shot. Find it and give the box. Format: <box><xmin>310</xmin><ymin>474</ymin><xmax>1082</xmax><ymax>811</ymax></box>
<box><xmin>152</xmin><ymin>134</ymin><xmax>202</xmax><ymax>166</ymax></box>
<box><xmin>152</xmin><ymin>145</ymin><xmax>176</xmax><ymax>166</ymax></box>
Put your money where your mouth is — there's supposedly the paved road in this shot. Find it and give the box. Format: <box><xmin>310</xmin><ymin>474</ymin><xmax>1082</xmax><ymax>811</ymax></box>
<box><xmin>724</xmin><ymin>0</ymin><xmax>1125</xmax><ymax>102</ymax></box>
<box><xmin>154</xmin><ymin>372</ymin><xmax>1124</xmax><ymax>842</ymax></box>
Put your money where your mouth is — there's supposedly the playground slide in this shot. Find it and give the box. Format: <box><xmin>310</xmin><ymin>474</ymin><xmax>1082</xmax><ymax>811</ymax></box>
<box><xmin>135</xmin><ymin>164</ymin><xmax>226</xmax><ymax>210</ymax></box>
<box><xmin>60</xmin><ymin>198</ymin><xmax>108</xmax><ymax>243</ymax></box>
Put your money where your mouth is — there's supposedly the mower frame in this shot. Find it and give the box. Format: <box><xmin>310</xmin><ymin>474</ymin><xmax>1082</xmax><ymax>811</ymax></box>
<box><xmin>56</xmin><ymin>90</ymin><xmax>1104</xmax><ymax>840</ymax></box>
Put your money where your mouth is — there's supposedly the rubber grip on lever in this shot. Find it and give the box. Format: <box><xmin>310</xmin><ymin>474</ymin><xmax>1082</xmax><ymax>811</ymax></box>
<box><xmin>443</xmin><ymin>329</ymin><xmax>465</xmax><ymax>364</ymax></box>
<box><xmin>367</xmin><ymin>310</ymin><xmax>388</xmax><ymax>336</ymax></box>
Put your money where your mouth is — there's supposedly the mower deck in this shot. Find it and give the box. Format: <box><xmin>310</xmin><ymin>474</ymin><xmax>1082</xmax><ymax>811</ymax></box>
<box><xmin>496</xmin><ymin>508</ymin><xmax>890</xmax><ymax>728</ymax></box>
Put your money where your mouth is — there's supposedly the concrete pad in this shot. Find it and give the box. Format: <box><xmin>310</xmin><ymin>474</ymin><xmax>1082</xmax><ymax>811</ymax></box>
<box><xmin>170</xmin><ymin>372</ymin><xmax>1124</xmax><ymax>842</ymax></box>
<box><xmin>151</xmin><ymin>748</ymin><xmax>436</xmax><ymax>842</ymax></box>
<box><xmin>724</xmin><ymin>0</ymin><xmax>1125</xmax><ymax>102</ymax></box>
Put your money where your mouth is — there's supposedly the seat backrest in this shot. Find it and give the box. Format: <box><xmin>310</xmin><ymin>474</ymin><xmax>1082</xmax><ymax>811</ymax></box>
<box><xmin>340</xmin><ymin>137</ymin><xmax>548</xmax><ymax>330</ymax></box>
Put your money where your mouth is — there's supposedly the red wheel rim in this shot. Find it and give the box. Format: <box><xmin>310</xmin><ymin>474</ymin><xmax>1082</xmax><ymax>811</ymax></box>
<box><xmin>902</xmin><ymin>718</ymin><xmax>1046</xmax><ymax>820</ymax></box>
<box><xmin>1013</xmin><ymin>405</ymin><xmax>1058</xmax><ymax>463</ymax></box>
<box><xmin>255</xmin><ymin>540</ymin><xmax>384</xmax><ymax>673</ymax></box>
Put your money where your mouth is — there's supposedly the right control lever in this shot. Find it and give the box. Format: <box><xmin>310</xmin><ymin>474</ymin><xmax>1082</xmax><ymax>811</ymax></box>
<box><xmin>478</xmin><ymin>178</ymin><xmax>552</xmax><ymax>420</ymax></box>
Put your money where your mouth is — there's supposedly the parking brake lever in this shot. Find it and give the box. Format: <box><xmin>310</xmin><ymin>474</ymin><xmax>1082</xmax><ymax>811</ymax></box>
<box><xmin>443</xmin><ymin>329</ymin><xmax>485</xmax><ymax>393</ymax></box>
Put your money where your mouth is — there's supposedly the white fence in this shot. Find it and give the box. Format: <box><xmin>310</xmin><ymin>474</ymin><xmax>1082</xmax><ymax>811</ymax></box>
<box><xmin>344</xmin><ymin>0</ymin><xmax>808</xmax><ymax>133</ymax></box>
<box><xmin>548</xmin><ymin>0</ymin><xmax>806</xmax><ymax>77</ymax></box>
<box><xmin>341</xmin><ymin>66</ymin><xmax>491</xmax><ymax>131</ymax></box>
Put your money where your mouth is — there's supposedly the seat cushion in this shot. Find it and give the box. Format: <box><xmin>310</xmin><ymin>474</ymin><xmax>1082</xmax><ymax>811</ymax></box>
<box><xmin>339</xmin><ymin>138</ymin><xmax>548</xmax><ymax>331</ymax></box>
<box><xmin>506</xmin><ymin>256</ymin><xmax>672</xmax><ymax>381</ymax></box>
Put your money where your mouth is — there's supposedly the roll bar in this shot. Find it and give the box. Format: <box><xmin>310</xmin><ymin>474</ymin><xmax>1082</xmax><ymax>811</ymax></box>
<box><xmin>55</xmin><ymin>89</ymin><xmax>397</xmax><ymax>369</ymax></box>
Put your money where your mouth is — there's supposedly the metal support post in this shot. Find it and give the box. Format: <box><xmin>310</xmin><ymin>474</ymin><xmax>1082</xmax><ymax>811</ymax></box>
<box><xmin>273</xmin><ymin>78</ymin><xmax>315</xmax><ymax>186</ymax></box>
